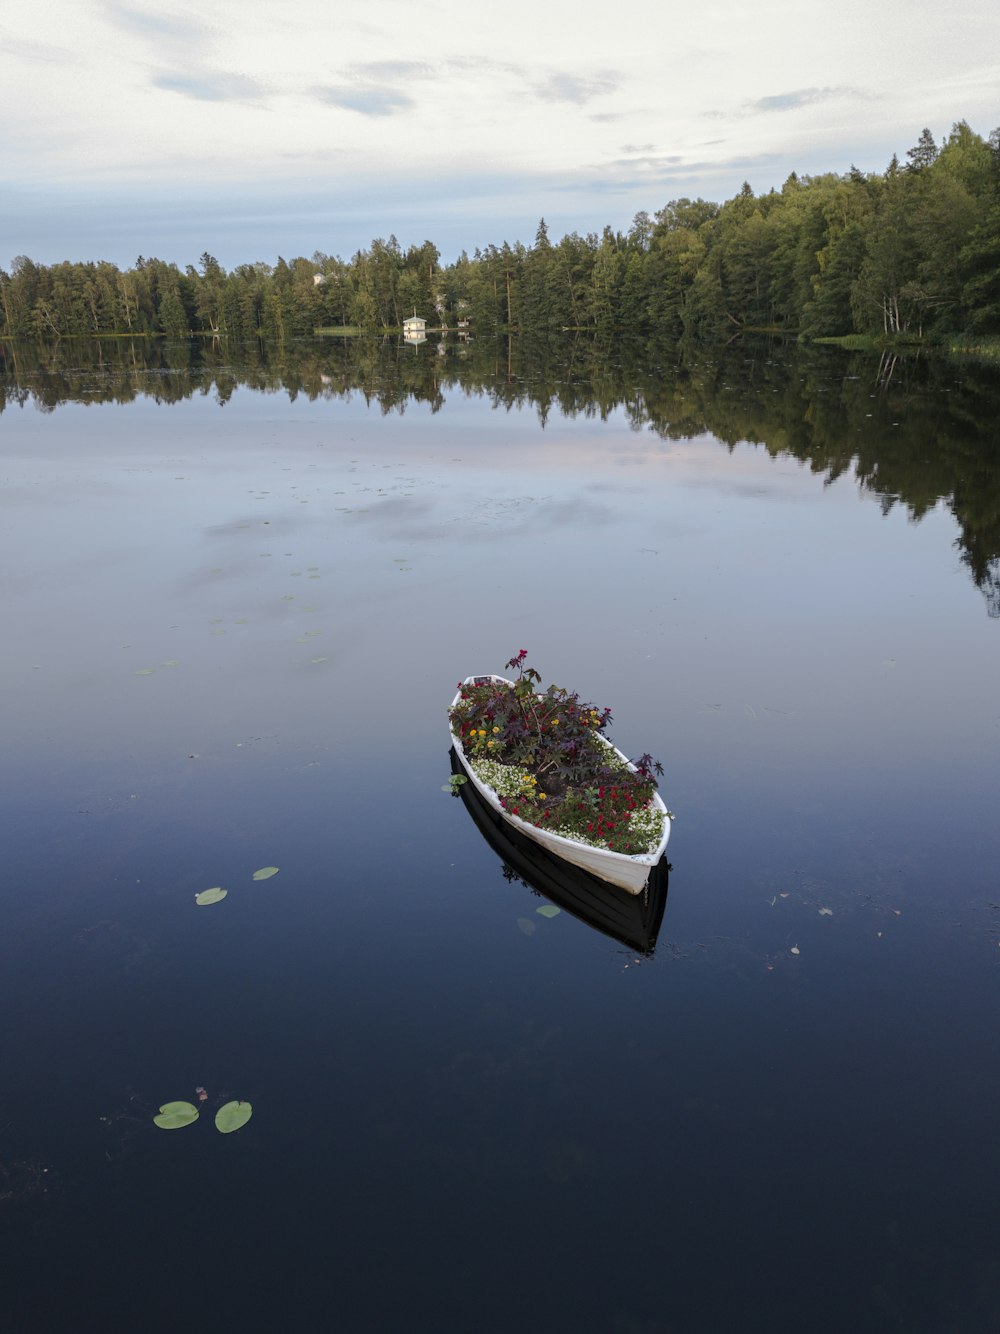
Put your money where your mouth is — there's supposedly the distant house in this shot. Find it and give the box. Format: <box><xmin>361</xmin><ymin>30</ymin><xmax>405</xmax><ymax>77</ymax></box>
<box><xmin>403</xmin><ymin>314</ymin><xmax>427</xmax><ymax>341</ymax></box>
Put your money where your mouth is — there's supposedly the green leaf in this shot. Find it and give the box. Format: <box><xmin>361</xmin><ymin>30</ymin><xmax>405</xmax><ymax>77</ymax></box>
<box><xmin>153</xmin><ymin>1101</ymin><xmax>199</xmax><ymax>1129</ymax></box>
<box><xmin>215</xmin><ymin>1100</ymin><xmax>253</xmax><ymax>1133</ymax></box>
<box><xmin>195</xmin><ymin>887</ymin><xmax>227</xmax><ymax>906</ymax></box>
<box><xmin>252</xmin><ymin>866</ymin><xmax>279</xmax><ymax>881</ymax></box>
<box><xmin>536</xmin><ymin>905</ymin><xmax>561</xmax><ymax>918</ymax></box>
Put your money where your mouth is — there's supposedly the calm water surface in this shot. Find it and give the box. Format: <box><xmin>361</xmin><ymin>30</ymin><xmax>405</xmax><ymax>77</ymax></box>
<box><xmin>1</xmin><ymin>340</ymin><xmax>998</xmax><ymax>1332</ymax></box>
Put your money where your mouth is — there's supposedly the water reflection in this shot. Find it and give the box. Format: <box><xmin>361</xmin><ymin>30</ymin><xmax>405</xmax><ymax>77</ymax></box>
<box><xmin>450</xmin><ymin>748</ymin><xmax>669</xmax><ymax>955</ymax></box>
<box><xmin>3</xmin><ymin>333</ymin><xmax>998</xmax><ymax>616</ymax></box>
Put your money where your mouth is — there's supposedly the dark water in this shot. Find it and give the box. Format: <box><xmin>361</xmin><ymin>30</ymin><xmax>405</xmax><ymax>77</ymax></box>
<box><xmin>1</xmin><ymin>336</ymin><xmax>999</xmax><ymax>1333</ymax></box>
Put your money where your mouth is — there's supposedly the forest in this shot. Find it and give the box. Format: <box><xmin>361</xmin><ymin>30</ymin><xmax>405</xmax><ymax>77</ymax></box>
<box><xmin>1</xmin><ymin>121</ymin><xmax>998</xmax><ymax>345</ymax></box>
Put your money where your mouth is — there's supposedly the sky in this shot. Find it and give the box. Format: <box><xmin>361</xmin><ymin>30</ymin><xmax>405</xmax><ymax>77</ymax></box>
<box><xmin>2</xmin><ymin>0</ymin><xmax>998</xmax><ymax>271</ymax></box>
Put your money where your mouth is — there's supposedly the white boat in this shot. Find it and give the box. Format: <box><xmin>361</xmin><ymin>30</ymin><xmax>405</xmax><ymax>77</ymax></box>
<box><xmin>449</xmin><ymin>675</ymin><xmax>670</xmax><ymax>894</ymax></box>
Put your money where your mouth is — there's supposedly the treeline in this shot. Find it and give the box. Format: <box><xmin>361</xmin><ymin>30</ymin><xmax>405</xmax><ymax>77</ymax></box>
<box><xmin>2</xmin><ymin>121</ymin><xmax>998</xmax><ymax>343</ymax></box>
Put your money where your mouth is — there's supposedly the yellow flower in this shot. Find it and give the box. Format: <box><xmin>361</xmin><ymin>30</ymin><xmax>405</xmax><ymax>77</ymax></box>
<box><xmin>478</xmin><ymin>729</ymin><xmax>486</xmax><ymax>736</ymax></box>
<box><xmin>552</xmin><ymin>718</ymin><xmax>559</xmax><ymax>726</ymax></box>
<box><xmin>487</xmin><ymin>740</ymin><xmax>495</xmax><ymax>748</ymax></box>
<box><xmin>492</xmin><ymin>726</ymin><xmax>500</xmax><ymax>734</ymax></box>
<box><xmin>539</xmin><ymin>792</ymin><xmax>547</xmax><ymax>799</ymax></box>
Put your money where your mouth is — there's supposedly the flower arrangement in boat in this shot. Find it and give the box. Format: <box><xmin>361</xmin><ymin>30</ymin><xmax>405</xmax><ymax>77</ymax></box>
<box><xmin>449</xmin><ymin>651</ymin><xmax>667</xmax><ymax>856</ymax></box>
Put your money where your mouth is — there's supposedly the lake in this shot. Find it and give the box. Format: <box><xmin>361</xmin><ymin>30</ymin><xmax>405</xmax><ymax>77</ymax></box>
<box><xmin>1</xmin><ymin>336</ymin><xmax>999</xmax><ymax>1332</ymax></box>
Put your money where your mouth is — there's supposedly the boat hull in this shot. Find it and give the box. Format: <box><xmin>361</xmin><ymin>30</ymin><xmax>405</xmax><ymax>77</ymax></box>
<box><xmin>451</xmin><ymin>746</ymin><xmax>669</xmax><ymax>951</ymax></box>
<box><xmin>449</xmin><ymin>676</ymin><xmax>670</xmax><ymax>894</ymax></box>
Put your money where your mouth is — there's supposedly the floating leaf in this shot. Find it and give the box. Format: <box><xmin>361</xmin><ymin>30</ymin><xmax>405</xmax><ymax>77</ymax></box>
<box><xmin>215</xmin><ymin>1100</ymin><xmax>253</xmax><ymax>1134</ymax></box>
<box><xmin>153</xmin><ymin>1101</ymin><xmax>199</xmax><ymax>1130</ymax></box>
<box><xmin>790</xmin><ymin>945</ymin><xmax>801</xmax><ymax>956</ymax></box>
<box><xmin>818</xmin><ymin>907</ymin><xmax>833</xmax><ymax>917</ymax></box>
<box><xmin>195</xmin><ymin>887</ymin><xmax>227</xmax><ymax>906</ymax></box>
<box><xmin>135</xmin><ymin>668</ymin><xmax>155</xmax><ymax>676</ymax></box>
<box><xmin>252</xmin><ymin>866</ymin><xmax>279</xmax><ymax>881</ymax></box>
<box><xmin>517</xmin><ymin>918</ymin><xmax>536</xmax><ymax>936</ymax></box>
<box><xmin>536</xmin><ymin>905</ymin><xmax>561</xmax><ymax>919</ymax></box>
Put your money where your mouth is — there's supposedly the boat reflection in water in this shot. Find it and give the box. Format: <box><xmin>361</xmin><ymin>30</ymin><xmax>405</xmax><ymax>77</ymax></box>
<box><xmin>450</xmin><ymin>749</ymin><xmax>669</xmax><ymax>955</ymax></box>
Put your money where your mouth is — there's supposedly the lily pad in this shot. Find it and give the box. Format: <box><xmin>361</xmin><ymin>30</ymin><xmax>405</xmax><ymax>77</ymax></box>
<box><xmin>215</xmin><ymin>1100</ymin><xmax>253</xmax><ymax>1133</ymax></box>
<box><xmin>153</xmin><ymin>1101</ymin><xmax>199</xmax><ymax>1130</ymax></box>
<box><xmin>536</xmin><ymin>905</ymin><xmax>561</xmax><ymax>919</ymax></box>
<box><xmin>195</xmin><ymin>887</ymin><xmax>227</xmax><ymax>906</ymax></box>
<box><xmin>252</xmin><ymin>866</ymin><xmax>279</xmax><ymax>881</ymax></box>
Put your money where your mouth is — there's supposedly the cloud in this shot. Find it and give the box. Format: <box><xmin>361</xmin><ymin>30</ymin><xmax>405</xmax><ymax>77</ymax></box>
<box><xmin>745</xmin><ymin>86</ymin><xmax>844</xmax><ymax>114</ymax></box>
<box><xmin>314</xmin><ymin>84</ymin><xmax>414</xmax><ymax>116</ymax></box>
<box><xmin>350</xmin><ymin>61</ymin><xmax>434</xmax><ymax>80</ymax></box>
<box><xmin>310</xmin><ymin>60</ymin><xmax>436</xmax><ymax>116</ymax></box>
<box><xmin>0</xmin><ymin>31</ymin><xmax>76</xmax><ymax>64</ymax></box>
<box><xmin>152</xmin><ymin>70</ymin><xmax>264</xmax><ymax>102</ymax></box>
<box><xmin>534</xmin><ymin>72</ymin><xmax>618</xmax><ymax>104</ymax></box>
<box><xmin>104</xmin><ymin>3</ymin><xmax>206</xmax><ymax>44</ymax></box>
<box><xmin>603</xmin><ymin>154</ymin><xmax>685</xmax><ymax>172</ymax></box>
<box><xmin>621</xmin><ymin>143</ymin><xmax>656</xmax><ymax>154</ymax></box>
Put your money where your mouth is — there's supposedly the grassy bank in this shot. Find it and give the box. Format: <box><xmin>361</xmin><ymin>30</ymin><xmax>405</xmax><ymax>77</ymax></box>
<box><xmin>812</xmin><ymin>332</ymin><xmax>1000</xmax><ymax>361</ymax></box>
<box><xmin>811</xmin><ymin>333</ymin><xmax>926</xmax><ymax>352</ymax></box>
<box><xmin>942</xmin><ymin>335</ymin><xmax>1000</xmax><ymax>361</ymax></box>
